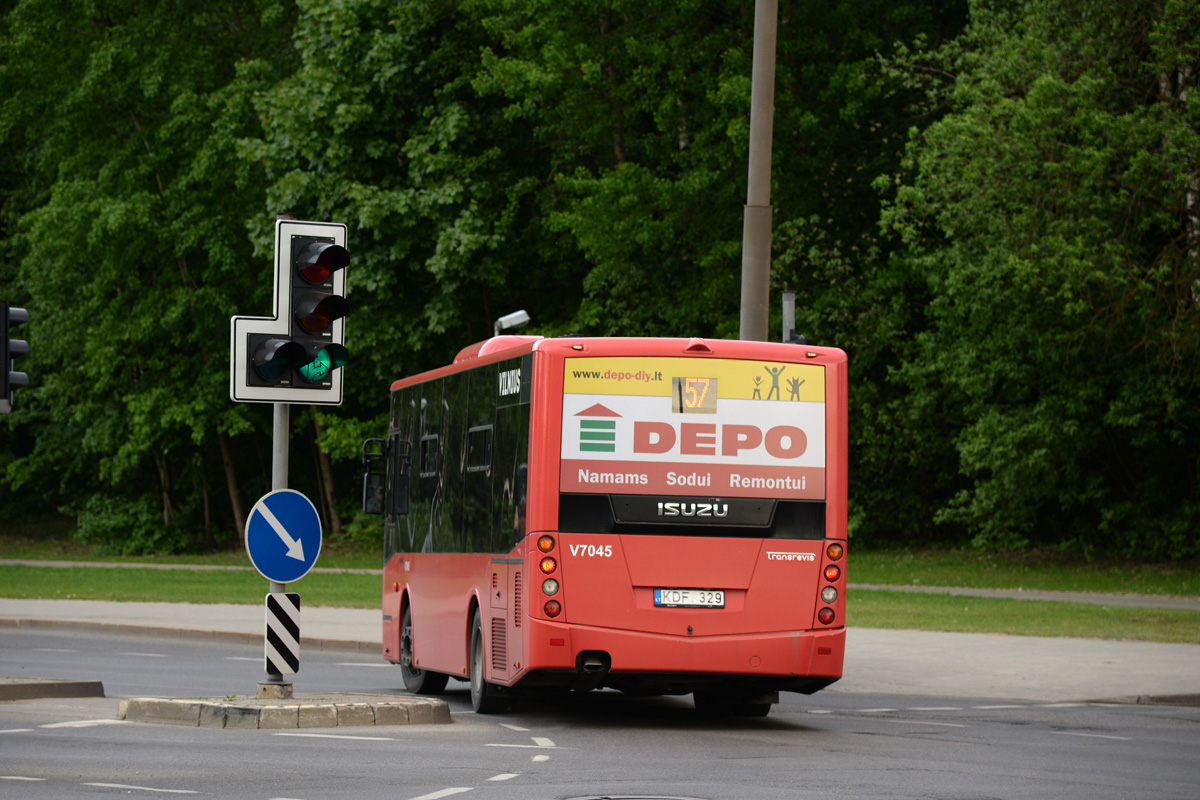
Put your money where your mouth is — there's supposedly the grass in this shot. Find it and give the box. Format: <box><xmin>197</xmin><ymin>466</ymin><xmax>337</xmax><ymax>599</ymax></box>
<box><xmin>850</xmin><ymin>590</ymin><xmax>1200</xmax><ymax>645</ymax></box>
<box><xmin>0</xmin><ymin>529</ymin><xmax>380</xmax><ymax>570</ymax></box>
<box><xmin>851</xmin><ymin>549</ymin><xmax>1200</xmax><ymax>596</ymax></box>
<box><xmin>0</xmin><ymin>564</ymin><xmax>379</xmax><ymax>608</ymax></box>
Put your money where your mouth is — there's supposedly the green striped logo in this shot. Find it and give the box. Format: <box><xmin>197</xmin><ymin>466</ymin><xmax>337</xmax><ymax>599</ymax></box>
<box><xmin>579</xmin><ymin>419</ymin><xmax>616</xmax><ymax>452</ymax></box>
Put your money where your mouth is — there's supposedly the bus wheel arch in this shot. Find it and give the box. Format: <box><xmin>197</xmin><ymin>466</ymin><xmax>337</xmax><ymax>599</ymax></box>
<box><xmin>469</xmin><ymin>607</ymin><xmax>509</xmax><ymax>714</ymax></box>
<box><xmin>399</xmin><ymin>601</ymin><xmax>449</xmax><ymax>695</ymax></box>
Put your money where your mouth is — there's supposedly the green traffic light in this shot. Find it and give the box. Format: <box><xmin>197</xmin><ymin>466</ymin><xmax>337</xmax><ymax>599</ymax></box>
<box><xmin>298</xmin><ymin>344</ymin><xmax>349</xmax><ymax>383</ymax></box>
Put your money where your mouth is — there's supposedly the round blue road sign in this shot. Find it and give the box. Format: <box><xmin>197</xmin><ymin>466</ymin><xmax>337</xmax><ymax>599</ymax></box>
<box><xmin>245</xmin><ymin>489</ymin><xmax>323</xmax><ymax>584</ymax></box>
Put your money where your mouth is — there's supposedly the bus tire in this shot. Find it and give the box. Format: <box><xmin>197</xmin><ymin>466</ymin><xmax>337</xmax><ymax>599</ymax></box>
<box><xmin>400</xmin><ymin>606</ymin><xmax>448</xmax><ymax>695</ymax></box>
<box><xmin>470</xmin><ymin>609</ymin><xmax>508</xmax><ymax>714</ymax></box>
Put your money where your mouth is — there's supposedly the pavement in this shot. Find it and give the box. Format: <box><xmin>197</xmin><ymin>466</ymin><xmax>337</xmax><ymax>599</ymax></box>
<box><xmin>2</xmin><ymin>591</ymin><xmax>1199</xmax><ymax>728</ymax></box>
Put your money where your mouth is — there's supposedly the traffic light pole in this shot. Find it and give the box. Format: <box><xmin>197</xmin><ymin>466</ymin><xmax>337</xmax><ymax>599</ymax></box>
<box><xmin>263</xmin><ymin>401</ymin><xmax>290</xmax><ymax>690</ymax></box>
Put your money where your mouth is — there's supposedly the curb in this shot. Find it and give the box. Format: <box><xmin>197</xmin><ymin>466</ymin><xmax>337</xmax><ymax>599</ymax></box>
<box><xmin>1096</xmin><ymin>694</ymin><xmax>1200</xmax><ymax>708</ymax></box>
<box><xmin>1</xmin><ymin>677</ymin><xmax>106</xmax><ymax>701</ymax></box>
<box><xmin>117</xmin><ymin>694</ymin><xmax>451</xmax><ymax>729</ymax></box>
<box><xmin>0</xmin><ymin>617</ymin><xmax>374</xmax><ymax>654</ymax></box>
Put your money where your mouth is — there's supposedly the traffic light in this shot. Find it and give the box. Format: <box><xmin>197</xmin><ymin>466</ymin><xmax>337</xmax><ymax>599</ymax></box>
<box><xmin>289</xmin><ymin>236</ymin><xmax>349</xmax><ymax>385</ymax></box>
<box><xmin>1</xmin><ymin>303</ymin><xmax>30</xmax><ymax>415</ymax></box>
<box><xmin>231</xmin><ymin>220</ymin><xmax>350</xmax><ymax>405</ymax></box>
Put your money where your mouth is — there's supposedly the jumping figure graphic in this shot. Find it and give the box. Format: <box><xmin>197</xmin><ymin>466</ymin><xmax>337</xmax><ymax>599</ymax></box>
<box><xmin>764</xmin><ymin>366</ymin><xmax>785</xmax><ymax>400</ymax></box>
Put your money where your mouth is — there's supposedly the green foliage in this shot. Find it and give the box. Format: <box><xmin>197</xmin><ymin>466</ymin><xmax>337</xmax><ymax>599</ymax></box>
<box><xmin>70</xmin><ymin>494</ymin><xmax>192</xmax><ymax>556</ymax></box>
<box><xmin>877</xmin><ymin>0</ymin><xmax>1200</xmax><ymax>557</ymax></box>
<box><xmin>1</xmin><ymin>1</ymin><xmax>297</xmax><ymax>548</ymax></box>
<box><xmin>2</xmin><ymin>0</ymin><xmax>1193</xmax><ymax>562</ymax></box>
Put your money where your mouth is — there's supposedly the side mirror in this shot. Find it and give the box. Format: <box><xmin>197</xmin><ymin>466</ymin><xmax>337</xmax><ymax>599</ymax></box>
<box><xmin>361</xmin><ymin>436</ymin><xmax>411</xmax><ymax>516</ymax></box>
<box><xmin>361</xmin><ymin>438</ymin><xmax>387</xmax><ymax>515</ymax></box>
<box><xmin>362</xmin><ymin>471</ymin><xmax>385</xmax><ymax>515</ymax></box>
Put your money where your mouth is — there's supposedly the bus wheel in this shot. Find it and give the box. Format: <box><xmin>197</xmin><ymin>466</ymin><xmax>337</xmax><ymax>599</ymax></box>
<box><xmin>400</xmin><ymin>606</ymin><xmax>448</xmax><ymax>695</ymax></box>
<box><xmin>470</xmin><ymin>609</ymin><xmax>508</xmax><ymax>714</ymax></box>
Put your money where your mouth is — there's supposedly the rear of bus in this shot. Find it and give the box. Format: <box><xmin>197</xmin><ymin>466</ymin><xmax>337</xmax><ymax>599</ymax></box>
<box><xmin>521</xmin><ymin>336</ymin><xmax>847</xmax><ymax>712</ymax></box>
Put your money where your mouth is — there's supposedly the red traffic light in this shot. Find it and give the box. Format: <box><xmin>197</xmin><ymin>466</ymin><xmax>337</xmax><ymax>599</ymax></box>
<box><xmin>294</xmin><ymin>293</ymin><xmax>350</xmax><ymax>333</ymax></box>
<box><xmin>295</xmin><ymin>241</ymin><xmax>349</xmax><ymax>284</ymax></box>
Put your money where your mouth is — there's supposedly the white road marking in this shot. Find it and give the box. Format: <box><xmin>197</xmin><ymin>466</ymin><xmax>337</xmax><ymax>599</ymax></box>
<box><xmin>83</xmin><ymin>783</ymin><xmax>198</xmax><ymax>794</ymax></box>
<box><xmin>41</xmin><ymin>719</ymin><xmax>128</xmax><ymax>729</ymax></box>
<box><xmin>408</xmin><ymin>789</ymin><xmax>472</xmax><ymax>800</ymax></box>
<box><xmin>531</xmin><ymin>755</ymin><xmax>550</xmax><ymax>762</ymax></box>
<box><xmin>972</xmin><ymin>704</ymin><xmax>1025</xmax><ymax>709</ymax></box>
<box><xmin>488</xmin><ymin>774</ymin><xmax>519</xmax><ymax>781</ymax></box>
<box><xmin>1</xmin><ymin>776</ymin><xmax>46</xmax><ymax>781</ymax></box>
<box><xmin>0</xmin><ymin>729</ymin><xmax>34</xmax><ymax>734</ymax></box>
<box><xmin>224</xmin><ymin>656</ymin><xmax>261</xmax><ymax>662</ymax></box>
<box><xmin>121</xmin><ymin>652</ymin><xmax>168</xmax><ymax>658</ymax></box>
<box><xmin>1053</xmin><ymin>731</ymin><xmax>1132</xmax><ymax>741</ymax></box>
<box><xmin>858</xmin><ymin>708</ymin><xmax>896</xmax><ymax>713</ymax></box>
<box><xmin>806</xmin><ymin>709</ymin><xmax>833</xmax><ymax>714</ymax></box>
<box><xmin>487</xmin><ymin>744</ymin><xmax>550</xmax><ymax>749</ymax></box>
<box><xmin>908</xmin><ymin>706</ymin><xmax>961</xmax><ymax>711</ymax></box>
<box><xmin>335</xmin><ymin>662</ymin><xmax>392</xmax><ymax>668</ymax></box>
<box><xmin>273</xmin><ymin>733</ymin><xmax>394</xmax><ymax>741</ymax></box>
<box><xmin>500</xmin><ymin>723</ymin><xmax>531</xmax><ymax>731</ymax></box>
<box><xmin>877</xmin><ymin>718</ymin><xmax>967</xmax><ymax>728</ymax></box>
<box><xmin>35</xmin><ymin>648</ymin><xmax>78</xmax><ymax>653</ymax></box>
<box><xmin>1040</xmin><ymin>703</ymin><xmax>1086</xmax><ymax>708</ymax></box>
<box><xmin>486</xmin><ymin>735</ymin><xmax>557</xmax><ymax>750</ymax></box>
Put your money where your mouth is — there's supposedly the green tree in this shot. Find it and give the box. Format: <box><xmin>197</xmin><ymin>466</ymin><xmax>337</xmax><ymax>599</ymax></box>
<box><xmin>879</xmin><ymin>0</ymin><xmax>1200</xmax><ymax>557</ymax></box>
<box><xmin>1</xmin><ymin>1</ymin><xmax>298</xmax><ymax>551</ymax></box>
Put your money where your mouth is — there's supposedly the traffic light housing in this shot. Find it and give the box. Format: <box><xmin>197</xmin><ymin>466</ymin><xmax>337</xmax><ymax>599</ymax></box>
<box><xmin>1</xmin><ymin>303</ymin><xmax>30</xmax><ymax>415</ymax></box>
<box><xmin>231</xmin><ymin>220</ymin><xmax>349</xmax><ymax>405</ymax></box>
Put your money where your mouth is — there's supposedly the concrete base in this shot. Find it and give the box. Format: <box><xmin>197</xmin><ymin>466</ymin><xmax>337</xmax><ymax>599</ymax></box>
<box><xmin>257</xmin><ymin>682</ymin><xmax>293</xmax><ymax>699</ymax></box>
<box><xmin>117</xmin><ymin>694</ymin><xmax>452</xmax><ymax>729</ymax></box>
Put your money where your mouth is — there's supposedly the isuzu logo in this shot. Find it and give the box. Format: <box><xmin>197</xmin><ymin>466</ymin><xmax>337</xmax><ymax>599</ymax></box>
<box><xmin>657</xmin><ymin>501</ymin><xmax>729</xmax><ymax>518</ymax></box>
<box><xmin>610</xmin><ymin>494</ymin><xmax>775</xmax><ymax>527</ymax></box>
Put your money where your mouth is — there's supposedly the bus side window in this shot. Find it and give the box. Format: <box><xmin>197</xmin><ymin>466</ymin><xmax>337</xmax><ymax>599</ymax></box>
<box><xmin>466</xmin><ymin>426</ymin><xmax>493</xmax><ymax>472</ymax></box>
<box><xmin>389</xmin><ymin>435</ymin><xmax>411</xmax><ymax>516</ymax></box>
<box><xmin>419</xmin><ymin>435</ymin><xmax>439</xmax><ymax>477</ymax></box>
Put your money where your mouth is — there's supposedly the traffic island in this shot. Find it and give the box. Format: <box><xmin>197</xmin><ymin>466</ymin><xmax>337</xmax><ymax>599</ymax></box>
<box><xmin>117</xmin><ymin>694</ymin><xmax>451</xmax><ymax>729</ymax></box>
<box><xmin>1</xmin><ymin>677</ymin><xmax>106</xmax><ymax>701</ymax></box>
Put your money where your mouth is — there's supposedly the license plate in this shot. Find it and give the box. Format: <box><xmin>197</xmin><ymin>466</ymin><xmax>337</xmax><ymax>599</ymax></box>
<box><xmin>654</xmin><ymin>588</ymin><xmax>725</xmax><ymax>608</ymax></box>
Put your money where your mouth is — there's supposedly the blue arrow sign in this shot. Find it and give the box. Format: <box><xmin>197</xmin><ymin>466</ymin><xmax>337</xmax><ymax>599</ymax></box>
<box><xmin>246</xmin><ymin>489</ymin><xmax>322</xmax><ymax>584</ymax></box>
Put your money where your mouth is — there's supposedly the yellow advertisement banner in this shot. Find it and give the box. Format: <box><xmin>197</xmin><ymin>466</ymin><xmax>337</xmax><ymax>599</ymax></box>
<box><xmin>563</xmin><ymin>357</ymin><xmax>824</xmax><ymax>403</ymax></box>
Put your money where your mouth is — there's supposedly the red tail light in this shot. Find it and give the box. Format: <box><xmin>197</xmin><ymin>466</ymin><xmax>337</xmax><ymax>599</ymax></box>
<box><xmin>817</xmin><ymin>607</ymin><xmax>836</xmax><ymax>625</ymax></box>
<box><xmin>824</xmin><ymin>564</ymin><xmax>841</xmax><ymax>582</ymax></box>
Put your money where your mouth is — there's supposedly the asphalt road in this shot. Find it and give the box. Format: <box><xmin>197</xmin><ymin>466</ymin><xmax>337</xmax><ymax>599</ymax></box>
<box><xmin>3</xmin><ymin>627</ymin><xmax>1199</xmax><ymax>799</ymax></box>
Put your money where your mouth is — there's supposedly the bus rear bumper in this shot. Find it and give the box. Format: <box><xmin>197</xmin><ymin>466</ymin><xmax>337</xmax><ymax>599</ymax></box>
<box><xmin>520</xmin><ymin>619</ymin><xmax>844</xmax><ymax>694</ymax></box>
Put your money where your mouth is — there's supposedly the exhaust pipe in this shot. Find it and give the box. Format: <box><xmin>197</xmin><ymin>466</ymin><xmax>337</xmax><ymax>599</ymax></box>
<box><xmin>573</xmin><ymin>651</ymin><xmax>611</xmax><ymax>691</ymax></box>
<box><xmin>581</xmin><ymin>655</ymin><xmax>606</xmax><ymax>673</ymax></box>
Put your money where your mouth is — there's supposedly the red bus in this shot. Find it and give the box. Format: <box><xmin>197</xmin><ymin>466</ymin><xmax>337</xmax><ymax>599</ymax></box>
<box><xmin>362</xmin><ymin>335</ymin><xmax>847</xmax><ymax>715</ymax></box>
